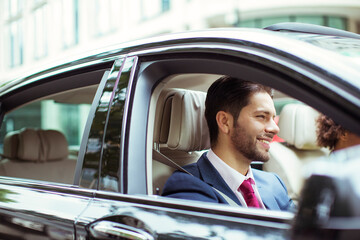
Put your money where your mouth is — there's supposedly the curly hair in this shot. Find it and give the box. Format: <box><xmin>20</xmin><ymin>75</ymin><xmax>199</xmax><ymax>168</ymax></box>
<box><xmin>316</xmin><ymin>114</ymin><xmax>346</xmax><ymax>151</ymax></box>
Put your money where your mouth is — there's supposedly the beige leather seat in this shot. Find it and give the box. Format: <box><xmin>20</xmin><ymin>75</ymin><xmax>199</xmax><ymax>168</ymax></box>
<box><xmin>153</xmin><ymin>88</ymin><xmax>210</xmax><ymax>194</ymax></box>
<box><xmin>0</xmin><ymin>128</ymin><xmax>76</xmax><ymax>184</ymax></box>
<box><xmin>263</xmin><ymin>104</ymin><xmax>330</xmax><ymax>201</ymax></box>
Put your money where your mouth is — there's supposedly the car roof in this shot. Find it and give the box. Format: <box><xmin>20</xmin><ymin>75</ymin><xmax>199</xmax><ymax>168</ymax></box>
<box><xmin>265</xmin><ymin>22</ymin><xmax>360</xmax><ymax>40</ymax></box>
<box><xmin>1</xmin><ymin>27</ymin><xmax>360</xmax><ymax>96</ymax></box>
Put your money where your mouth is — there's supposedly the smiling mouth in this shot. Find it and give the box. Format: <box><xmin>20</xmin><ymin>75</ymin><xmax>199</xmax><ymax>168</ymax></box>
<box><xmin>259</xmin><ymin>139</ymin><xmax>270</xmax><ymax>144</ymax></box>
<box><xmin>257</xmin><ymin>138</ymin><xmax>272</xmax><ymax>150</ymax></box>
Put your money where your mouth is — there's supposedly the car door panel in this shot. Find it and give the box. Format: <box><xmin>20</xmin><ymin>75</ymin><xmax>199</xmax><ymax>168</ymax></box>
<box><xmin>0</xmin><ymin>181</ymin><xmax>93</xmax><ymax>239</ymax></box>
<box><xmin>75</xmin><ymin>192</ymin><xmax>292</xmax><ymax>240</ymax></box>
<box><xmin>71</xmin><ymin>54</ymin><xmax>297</xmax><ymax>239</ymax></box>
<box><xmin>0</xmin><ymin>60</ymin><xmax>125</xmax><ymax>239</ymax></box>
<box><xmin>76</xmin><ymin>57</ymin><xmax>136</xmax><ymax>193</ymax></box>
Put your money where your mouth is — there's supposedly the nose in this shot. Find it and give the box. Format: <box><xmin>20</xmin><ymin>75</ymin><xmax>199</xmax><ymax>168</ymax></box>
<box><xmin>266</xmin><ymin>118</ymin><xmax>280</xmax><ymax>135</ymax></box>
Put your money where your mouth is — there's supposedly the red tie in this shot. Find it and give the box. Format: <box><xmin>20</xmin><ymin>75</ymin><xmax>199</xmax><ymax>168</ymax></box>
<box><xmin>239</xmin><ymin>179</ymin><xmax>260</xmax><ymax>208</ymax></box>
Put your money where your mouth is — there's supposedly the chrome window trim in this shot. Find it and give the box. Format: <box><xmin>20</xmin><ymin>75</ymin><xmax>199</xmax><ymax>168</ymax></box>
<box><xmin>93</xmin><ymin>189</ymin><xmax>294</xmax><ymax>227</ymax></box>
<box><xmin>119</xmin><ymin>56</ymin><xmax>139</xmax><ymax>194</ymax></box>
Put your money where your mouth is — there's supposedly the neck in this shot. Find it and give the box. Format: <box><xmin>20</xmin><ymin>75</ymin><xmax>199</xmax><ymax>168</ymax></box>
<box><xmin>333</xmin><ymin>132</ymin><xmax>360</xmax><ymax>152</ymax></box>
<box><xmin>212</xmin><ymin>144</ymin><xmax>251</xmax><ymax>176</ymax></box>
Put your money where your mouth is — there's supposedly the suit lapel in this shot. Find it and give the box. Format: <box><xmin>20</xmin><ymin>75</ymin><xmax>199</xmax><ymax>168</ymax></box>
<box><xmin>197</xmin><ymin>154</ymin><xmax>242</xmax><ymax>206</ymax></box>
<box><xmin>195</xmin><ymin>154</ymin><xmax>282</xmax><ymax>210</ymax></box>
<box><xmin>253</xmin><ymin>170</ymin><xmax>280</xmax><ymax>211</ymax></box>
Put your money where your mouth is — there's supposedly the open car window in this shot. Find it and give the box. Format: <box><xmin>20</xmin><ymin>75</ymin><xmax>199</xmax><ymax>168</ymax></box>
<box><xmin>145</xmin><ymin>70</ymin><xmax>332</xmax><ymax>213</ymax></box>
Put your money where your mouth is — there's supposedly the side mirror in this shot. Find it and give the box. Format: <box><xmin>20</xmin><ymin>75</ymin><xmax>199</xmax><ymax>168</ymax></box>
<box><xmin>292</xmin><ymin>145</ymin><xmax>360</xmax><ymax>240</ymax></box>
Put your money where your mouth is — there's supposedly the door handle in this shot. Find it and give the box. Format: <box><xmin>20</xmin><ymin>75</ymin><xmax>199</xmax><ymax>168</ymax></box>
<box><xmin>89</xmin><ymin>220</ymin><xmax>154</xmax><ymax>240</ymax></box>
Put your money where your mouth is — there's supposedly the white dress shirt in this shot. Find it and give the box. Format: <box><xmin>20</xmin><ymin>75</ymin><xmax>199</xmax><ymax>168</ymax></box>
<box><xmin>207</xmin><ymin>149</ymin><xmax>266</xmax><ymax>209</ymax></box>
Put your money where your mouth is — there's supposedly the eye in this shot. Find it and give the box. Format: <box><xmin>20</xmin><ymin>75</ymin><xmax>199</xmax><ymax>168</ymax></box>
<box><xmin>257</xmin><ymin>115</ymin><xmax>266</xmax><ymax>119</ymax></box>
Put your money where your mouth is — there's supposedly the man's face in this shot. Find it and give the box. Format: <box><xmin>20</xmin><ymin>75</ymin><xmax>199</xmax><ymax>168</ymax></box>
<box><xmin>230</xmin><ymin>92</ymin><xmax>279</xmax><ymax>162</ymax></box>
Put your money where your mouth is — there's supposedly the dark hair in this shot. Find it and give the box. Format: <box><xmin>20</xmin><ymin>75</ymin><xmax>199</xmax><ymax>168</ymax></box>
<box><xmin>316</xmin><ymin>114</ymin><xmax>346</xmax><ymax>151</ymax></box>
<box><xmin>205</xmin><ymin>76</ymin><xmax>273</xmax><ymax>147</ymax></box>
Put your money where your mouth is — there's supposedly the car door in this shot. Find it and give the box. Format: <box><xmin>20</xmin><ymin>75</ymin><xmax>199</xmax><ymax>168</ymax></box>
<box><xmin>72</xmin><ymin>52</ymin><xmax>299</xmax><ymax>239</ymax></box>
<box><xmin>78</xmin><ymin>193</ymin><xmax>293</xmax><ymax>240</ymax></box>
<box><xmin>0</xmin><ymin>59</ymin><xmax>116</xmax><ymax>239</ymax></box>
<box><xmin>0</xmin><ymin>181</ymin><xmax>93</xmax><ymax>239</ymax></box>
<box><xmin>74</xmin><ymin>37</ymin><xmax>360</xmax><ymax>239</ymax></box>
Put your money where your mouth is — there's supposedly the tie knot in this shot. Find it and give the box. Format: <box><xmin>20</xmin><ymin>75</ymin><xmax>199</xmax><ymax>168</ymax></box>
<box><xmin>239</xmin><ymin>178</ymin><xmax>254</xmax><ymax>194</ymax></box>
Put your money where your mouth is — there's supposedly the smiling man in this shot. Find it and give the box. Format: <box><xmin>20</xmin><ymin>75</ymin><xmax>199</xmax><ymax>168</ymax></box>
<box><xmin>162</xmin><ymin>76</ymin><xmax>294</xmax><ymax>211</ymax></box>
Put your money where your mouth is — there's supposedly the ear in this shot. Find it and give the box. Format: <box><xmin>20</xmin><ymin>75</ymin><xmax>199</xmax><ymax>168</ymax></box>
<box><xmin>339</xmin><ymin>131</ymin><xmax>348</xmax><ymax>141</ymax></box>
<box><xmin>216</xmin><ymin>111</ymin><xmax>233</xmax><ymax>135</ymax></box>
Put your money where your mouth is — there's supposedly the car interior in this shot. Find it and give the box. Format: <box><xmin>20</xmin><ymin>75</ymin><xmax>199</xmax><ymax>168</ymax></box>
<box><xmin>149</xmin><ymin>73</ymin><xmax>330</xmax><ymax>205</ymax></box>
<box><xmin>0</xmin><ymin>128</ymin><xmax>76</xmax><ymax>184</ymax></box>
<box><xmin>0</xmin><ymin>84</ymin><xmax>99</xmax><ymax>184</ymax></box>
<box><xmin>0</xmin><ymin>71</ymin><xmax>330</xmax><ymax>206</ymax></box>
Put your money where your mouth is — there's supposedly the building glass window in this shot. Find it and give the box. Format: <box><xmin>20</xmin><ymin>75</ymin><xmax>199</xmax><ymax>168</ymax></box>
<box><xmin>8</xmin><ymin>20</ymin><xmax>23</xmax><ymax>68</ymax></box>
<box><xmin>260</xmin><ymin>16</ymin><xmax>292</xmax><ymax>28</ymax></box>
<box><xmin>162</xmin><ymin>0</ymin><xmax>170</xmax><ymax>12</ymax></box>
<box><xmin>8</xmin><ymin>0</ymin><xmax>23</xmax><ymax>19</ymax></box>
<box><xmin>92</xmin><ymin>0</ymin><xmax>119</xmax><ymax>37</ymax></box>
<box><xmin>33</xmin><ymin>4</ymin><xmax>48</xmax><ymax>59</ymax></box>
<box><xmin>5</xmin><ymin>0</ymin><xmax>24</xmax><ymax>68</ymax></box>
<box><xmin>238</xmin><ymin>19</ymin><xmax>258</xmax><ymax>28</ymax></box>
<box><xmin>141</xmin><ymin>0</ymin><xmax>166</xmax><ymax>20</ymax></box>
<box><xmin>295</xmin><ymin>16</ymin><xmax>324</xmax><ymax>25</ymax></box>
<box><xmin>327</xmin><ymin>16</ymin><xmax>347</xmax><ymax>30</ymax></box>
<box><xmin>238</xmin><ymin>15</ymin><xmax>348</xmax><ymax>31</ymax></box>
<box><xmin>61</xmin><ymin>0</ymin><xmax>79</xmax><ymax>48</ymax></box>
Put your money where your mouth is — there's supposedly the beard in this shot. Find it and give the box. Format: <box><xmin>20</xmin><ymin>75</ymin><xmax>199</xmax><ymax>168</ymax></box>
<box><xmin>230</xmin><ymin>123</ymin><xmax>271</xmax><ymax>163</ymax></box>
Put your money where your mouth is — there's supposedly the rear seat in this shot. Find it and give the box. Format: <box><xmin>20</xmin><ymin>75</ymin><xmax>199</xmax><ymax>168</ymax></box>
<box><xmin>263</xmin><ymin>104</ymin><xmax>330</xmax><ymax>201</ymax></box>
<box><xmin>0</xmin><ymin>128</ymin><xmax>76</xmax><ymax>184</ymax></box>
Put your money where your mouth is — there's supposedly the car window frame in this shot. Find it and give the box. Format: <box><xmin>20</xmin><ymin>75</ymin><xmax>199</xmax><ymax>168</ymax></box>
<box><xmin>75</xmin><ymin>56</ymin><xmax>139</xmax><ymax>192</ymax></box>
<box><xmin>0</xmin><ymin>63</ymin><xmax>113</xmax><ymax>184</ymax></box>
<box><xmin>114</xmin><ymin>49</ymin><xmax>360</xmax><ymax>224</ymax></box>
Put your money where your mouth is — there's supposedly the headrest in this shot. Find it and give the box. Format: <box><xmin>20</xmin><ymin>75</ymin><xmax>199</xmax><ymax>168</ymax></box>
<box><xmin>278</xmin><ymin>104</ymin><xmax>320</xmax><ymax>150</ymax></box>
<box><xmin>3</xmin><ymin>128</ymin><xmax>68</xmax><ymax>162</ymax></box>
<box><xmin>3</xmin><ymin>130</ymin><xmax>20</xmax><ymax>159</ymax></box>
<box><xmin>154</xmin><ymin>88</ymin><xmax>210</xmax><ymax>151</ymax></box>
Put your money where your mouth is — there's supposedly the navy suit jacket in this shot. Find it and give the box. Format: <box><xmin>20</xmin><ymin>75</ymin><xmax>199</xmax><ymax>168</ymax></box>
<box><xmin>162</xmin><ymin>153</ymin><xmax>295</xmax><ymax>211</ymax></box>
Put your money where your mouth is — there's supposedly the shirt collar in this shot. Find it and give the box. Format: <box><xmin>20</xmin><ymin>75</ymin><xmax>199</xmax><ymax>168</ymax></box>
<box><xmin>207</xmin><ymin>149</ymin><xmax>256</xmax><ymax>192</ymax></box>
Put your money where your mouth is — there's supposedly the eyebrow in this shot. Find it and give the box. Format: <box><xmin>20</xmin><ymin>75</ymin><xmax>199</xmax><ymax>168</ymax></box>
<box><xmin>254</xmin><ymin>110</ymin><xmax>276</xmax><ymax>117</ymax></box>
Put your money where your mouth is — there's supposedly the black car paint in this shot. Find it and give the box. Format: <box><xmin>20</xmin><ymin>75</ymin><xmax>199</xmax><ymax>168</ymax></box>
<box><xmin>0</xmin><ymin>28</ymin><xmax>359</xmax><ymax>239</ymax></box>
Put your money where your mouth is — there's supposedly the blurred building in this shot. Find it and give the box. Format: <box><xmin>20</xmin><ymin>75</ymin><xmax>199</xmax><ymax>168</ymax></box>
<box><xmin>1</xmin><ymin>0</ymin><xmax>360</xmax><ymax>84</ymax></box>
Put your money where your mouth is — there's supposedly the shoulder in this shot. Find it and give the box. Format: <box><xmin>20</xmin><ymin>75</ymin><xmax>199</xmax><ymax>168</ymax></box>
<box><xmin>253</xmin><ymin>168</ymin><xmax>295</xmax><ymax>211</ymax></box>
<box><xmin>180</xmin><ymin>152</ymin><xmax>209</xmax><ymax>178</ymax></box>
<box><xmin>162</xmin><ymin>170</ymin><xmax>218</xmax><ymax>202</ymax></box>
<box><xmin>253</xmin><ymin>168</ymin><xmax>289</xmax><ymax>193</ymax></box>
<box><xmin>161</xmin><ymin>160</ymin><xmax>228</xmax><ymax>204</ymax></box>
<box><xmin>253</xmin><ymin>168</ymin><xmax>285</xmax><ymax>186</ymax></box>
<box><xmin>162</xmin><ymin>161</ymin><xmax>207</xmax><ymax>196</ymax></box>
<box><xmin>182</xmin><ymin>162</ymin><xmax>201</xmax><ymax>177</ymax></box>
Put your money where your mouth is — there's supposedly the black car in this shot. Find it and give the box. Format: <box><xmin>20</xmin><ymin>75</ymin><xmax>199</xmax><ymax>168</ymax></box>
<box><xmin>0</xmin><ymin>23</ymin><xmax>359</xmax><ymax>239</ymax></box>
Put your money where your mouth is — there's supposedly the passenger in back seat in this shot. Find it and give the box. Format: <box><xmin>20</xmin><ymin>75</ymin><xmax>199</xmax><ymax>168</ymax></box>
<box><xmin>316</xmin><ymin>114</ymin><xmax>360</xmax><ymax>152</ymax></box>
<box><xmin>162</xmin><ymin>76</ymin><xmax>295</xmax><ymax>211</ymax></box>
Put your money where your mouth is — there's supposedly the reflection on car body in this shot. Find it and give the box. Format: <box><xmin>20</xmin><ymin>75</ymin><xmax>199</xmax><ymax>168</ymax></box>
<box><xmin>0</xmin><ymin>23</ymin><xmax>359</xmax><ymax>239</ymax></box>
